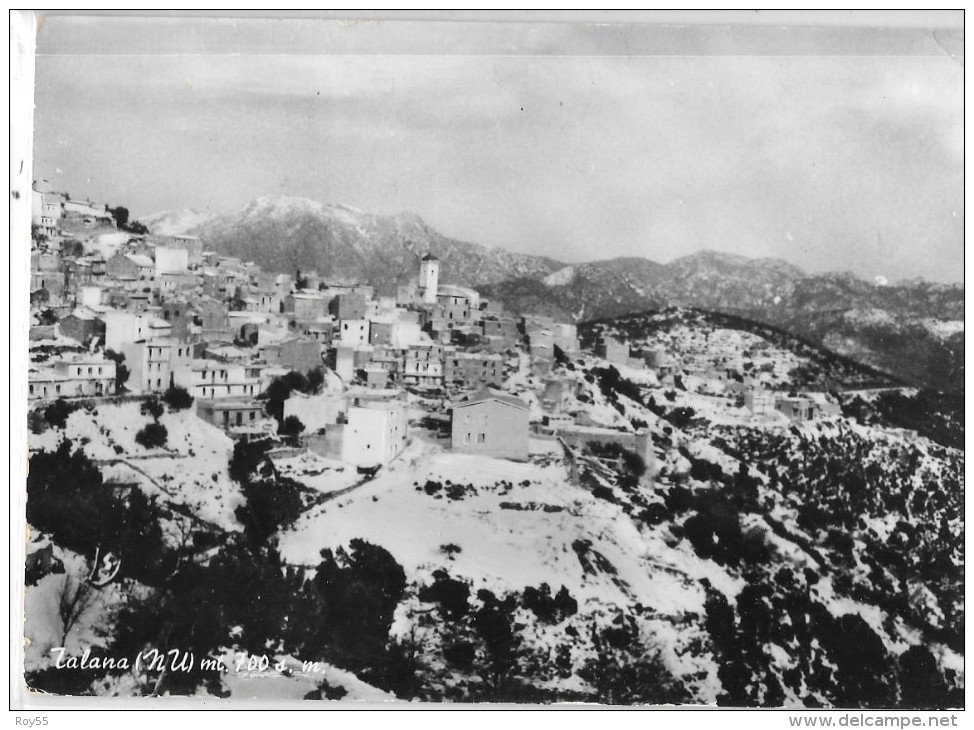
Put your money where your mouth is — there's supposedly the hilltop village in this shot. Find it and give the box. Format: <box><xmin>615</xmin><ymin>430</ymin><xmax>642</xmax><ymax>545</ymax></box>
<box><xmin>23</xmin><ymin>185</ymin><xmax>963</xmax><ymax>704</ymax></box>
<box><xmin>28</xmin><ymin>184</ymin><xmax>853</xmax><ymax>472</ymax></box>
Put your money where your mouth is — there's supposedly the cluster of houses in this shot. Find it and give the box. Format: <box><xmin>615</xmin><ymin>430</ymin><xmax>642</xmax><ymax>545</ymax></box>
<box><xmin>27</xmin><ymin>184</ymin><xmax>595</xmax><ymax>469</ymax></box>
<box><xmin>30</xmin><ymin>182</ymin><xmax>842</xmax><ymax>474</ymax></box>
<box><xmin>595</xmin><ymin>332</ymin><xmax>841</xmax><ymax>424</ymax></box>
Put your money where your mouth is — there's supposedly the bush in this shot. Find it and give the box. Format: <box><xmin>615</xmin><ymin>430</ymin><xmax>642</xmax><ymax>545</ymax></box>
<box><xmin>235</xmin><ymin>477</ymin><xmax>305</xmax><ymax>544</ymax></box>
<box><xmin>26</xmin><ymin>440</ymin><xmax>169</xmax><ymax>582</ymax></box>
<box><xmin>163</xmin><ymin>385</ymin><xmax>194</xmax><ymax>411</ymax></box>
<box><xmin>639</xmin><ymin>502</ymin><xmax>670</xmax><ymax>525</ymax></box>
<box><xmin>140</xmin><ymin>397</ymin><xmax>165</xmax><ymax>421</ymax></box>
<box><xmin>135</xmin><ymin>422</ymin><xmax>168</xmax><ymax>449</ymax></box>
<box><xmin>263</xmin><ymin>371</ymin><xmax>314</xmax><ymax>422</ymax></box>
<box><xmin>42</xmin><ymin>399</ymin><xmax>78</xmax><ymax>429</ymax></box>
<box><xmin>279</xmin><ymin>415</ymin><xmax>305</xmax><ymax>438</ymax></box>
<box><xmin>418</xmin><ymin>570</ymin><xmax>471</xmax><ymax>620</ymax></box>
<box><xmin>297</xmin><ymin>540</ymin><xmax>407</xmax><ymax>670</ymax></box>
<box><xmin>227</xmin><ymin>437</ymin><xmax>272</xmax><ymax>484</ymax></box>
<box><xmin>521</xmin><ymin>584</ymin><xmax>577</xmax><ymax>624</ymax></box>
<box><xmin>443</xmin><ymin>641</ymin><xmax>477</xmax><ymax>671</ymax></box>
<box><xmin>104</xmin><ymin>350</ymin><xmax>130</xmax><ymax>391</ymax></box>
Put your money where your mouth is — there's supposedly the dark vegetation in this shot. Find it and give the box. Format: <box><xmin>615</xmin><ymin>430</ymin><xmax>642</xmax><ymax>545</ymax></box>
<box><xmin>262</xmin><ymin>368</ymin><xmax>324</xmax><ymax>423</ymax></box>
<box><xmin>135</xmin><ymin>396</ymin><xmax>168</xmax><ymax>449</ymax></box>
<box><xmin>104</xmin><ymin>349</ymin><xmax>130</xmax><ymax>391</ymax></box>
<box><xmin>25</xmin><ymin>440</ymin><xmax>170</xmax><ymax>585</ymax></box>
<box><xmin>163</xmin><ymin>385</ymin><xmax>194</xmax><ymax>411</ymax></box>
<box><xmin>842</xmin><ymin>389</ymin><xmax>964</xmax><ymax>451</ymax></box>
<box><xmin>716</xmin><ymin>424</ymin><xmax>963</xmax><ymax>655</ymax></box>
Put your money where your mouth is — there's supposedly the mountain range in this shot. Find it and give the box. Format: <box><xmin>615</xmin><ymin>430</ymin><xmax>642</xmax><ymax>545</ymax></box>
<box><xmin>143</xmin><ymin>197</ymin><xmax>964</xmax><ymax>393</ymax></box>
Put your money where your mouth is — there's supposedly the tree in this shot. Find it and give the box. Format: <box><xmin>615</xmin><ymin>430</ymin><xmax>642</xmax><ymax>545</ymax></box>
<box><xmin>108</xmin><ymin>206</ymin><xmax>130</xmax><ymax>228</ymax></box>
<box><xmin>472</xmin><ymin>590</ymin><xmax>522</xmax><ymax>694</ymax></box>
<box><xmin>104</xmin><ymin>349</ymin><xmax>130</xmax><ymax>391</ymax></box>
<box><xmin>162</xmin><ymin>385</ymin><xmax>193</xmax><ymax>411</ymax></box>
<box><xmin>263</xmin><ymin>370</ymin><xmax>312</xmax><ymax>422</ymax></box>
<box><xmin>135</xmin><ymin>422</ymin><xmax>168</xmax><ymax>449</ymax></box>
<box><xmin>140</xmin><ymin>396</ymin><xmax>165</xmax><ymax>421</ymax></box>
<box><xmin>43</xmin><ymin>398</ymin><xmax>78</xmax><ymax>429</ymax></box>
<box><xmin>108</xmin><ymin>541</ymin><xmax>302</xmax><ymax>696</ymax></box>
<box><xmin>234</xmin><ymin>477</ymin><xmax>305</xmax><ymax>544</ymax></box>
<box><xmin>278</xmin><ymin>415</ymin><xmax>305</xmax><ymax>438</ymax></box>
<box><xmin>898</xmin><ymin>646</ymin><xmax>950</xmax><ymax>709</ymax></box>
<box><xmin>418</xmin><ymin>570</ymin><xmax>471</xmax><ymax>621</ymax></box>
<box><xmin>306</xmin><ymin>367</ymin><xmax>324</xmax><ymax>394</ymax></box>
<box><xmin>26</xmin><ymin>440</ymin><xmax>168</xmax><ymax>578</ymax></box>
<box><xmin>228</xmin><ymin>436</ymin><xmax>274</xmax><ymax>485</ymax></box>
<box><xmin>54</xmin><ymin>568</ymin><xmax>97</xmax><ymax>646</ymax></box>
<box><xmin>296</xmin><ymin>540</ymin><xmax>407</xmax><ymax>670</ymax></box>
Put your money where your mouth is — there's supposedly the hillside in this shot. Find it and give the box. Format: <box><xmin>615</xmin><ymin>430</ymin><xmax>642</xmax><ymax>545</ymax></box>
<box><xmin>23</xmin><ymin>310</ymin><xmax>964</xmax><ymax>705</ymax></box>
<box><xmin>485</xmin><ymin>261</ymin><xmax>964</xmax><ymax>393</ymax></box>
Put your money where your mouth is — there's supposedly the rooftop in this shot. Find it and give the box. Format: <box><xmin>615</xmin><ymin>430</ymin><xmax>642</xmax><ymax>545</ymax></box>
<box><xmin>453</xmin><ymin>388</ymin><xmax>529</xmax><ymax>411</ymax></box>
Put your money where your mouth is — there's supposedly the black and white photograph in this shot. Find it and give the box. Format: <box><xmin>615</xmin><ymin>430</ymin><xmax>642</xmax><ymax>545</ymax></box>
<box><xmin>10</xmin><ymin>10</ymin><xmax>965</xmax><ymax>712</ymax></box>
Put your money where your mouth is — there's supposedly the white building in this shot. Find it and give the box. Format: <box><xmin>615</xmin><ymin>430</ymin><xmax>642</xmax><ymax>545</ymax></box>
<box><xmin>79</xmin><ymin>285</ymin><xmax>108</xmax><ymax>309</ymax></box>
<box><xmin>154</xmin><ymin>246</ymin><xmax>190</xmax><ymax>276</ymax></box>
<box><xmin>104</xmin><ymin>311</ymin><xmax>172</xmax><ymax>351</ymax></box>
<box><xmin>419</xmin><ymin>254</ymin><xmax>439</xmax><ymax>304</ymax></box>
<box><xmin>339</xmin><ymin>319</ymin><xmax>369</xmax><ymax>346</ymax></box>
<box><xmin>120</xmin><ymin>339</ymin><xmax>181</xmax><ymax>392</ymax></box>
<box><xmin>28</xmin><ymin>355</ymin><xmax>116</xmax><ymax>400</ymax></box>
<box><xmin>341</xmin><ymin>400</ymin><xmax>408</xmax><ymax>468</ymax></box>
<box><xmin>172</xmin><ymin>359</ymin><xmax>262</xmax><ymax>400</ymax></box>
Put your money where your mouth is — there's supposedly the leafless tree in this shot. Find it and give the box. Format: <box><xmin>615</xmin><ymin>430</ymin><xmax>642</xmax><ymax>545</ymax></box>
<box><xmin>55</xmin><ymin>569</ymin><xmax>97</xmax><ymax>647</ymax></box>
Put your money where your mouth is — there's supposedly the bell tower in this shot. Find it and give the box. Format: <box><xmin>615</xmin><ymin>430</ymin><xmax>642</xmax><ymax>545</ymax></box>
<box><xmin>419</xmin><ymin>253</ymin><xmax>439</xmax><ymax>303</ymax></box>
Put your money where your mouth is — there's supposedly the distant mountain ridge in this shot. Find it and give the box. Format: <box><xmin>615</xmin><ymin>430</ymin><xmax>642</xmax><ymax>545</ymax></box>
<box><xmin>157</xmin><ymin>195</ymin><xmax>561</xmax><ymax>293</ymax></box>
<box><xmin>146</xmin><ymin>196</ymin><xmax>964</xmax><ymax>392</ymax></box>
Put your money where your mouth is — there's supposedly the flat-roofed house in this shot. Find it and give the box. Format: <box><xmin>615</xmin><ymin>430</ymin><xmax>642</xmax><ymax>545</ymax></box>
<box><xmin>341</xmin><ymin>399</ymin><xmax>408</xmax><ymax>468</ymax></box>
<box><xmin>450</xmin><ymin>388</ymin><xmax>529</xmax><ymax>461</ymax></box>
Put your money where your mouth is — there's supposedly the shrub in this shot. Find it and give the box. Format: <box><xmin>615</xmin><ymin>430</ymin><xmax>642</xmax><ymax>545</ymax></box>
<box><xmin>42</xmin><ymin>399</ymin><xmax>78</xmax><ymax>429</ymax></box>
<box><xmin>443</xmin><ymin>641</ymin><xmax>477</xmax><ymax>671</ymax></box>
<box><xmin>235</xmin><ymin>476</ymin><xmax>305</xmax><ymax>544</ymax></box>
<box><xmin>228</xmin><ymin>437</ymin><xmax>274</xmax><ymax>484</ymax></box>
<box><xmin>135</xmin><ymin>422</ymin><xmax>168</xmax><ymax>449</ymax></box>
<box><xmin>104</xmin><ymin>349</ymin><xmax>130</xmax><ymax>391</ymax></box>
<box><xmin>26</xmin><ymin>440</ymin><xmax>169</xmax><ymax>582</ymax></box>
<box><xmin>521</xmin><ymin>583</ymin><xmax>577</xmax><ymax>624</ymax></box>
<box><xmin>278</xmin><ymin>415</ymin><xmax>305</xmax><ymax>438</ymax></box>
<box><xmin>263</xmin><ymin>371</ymin><xmax>313</xmax><ymax>422</ymax></box>
<box><xmin>639</xmin><ymin>502</ymin><xmax>670</xmax><ymax>525</ymax></box>
<box><xmin>140</xmin><ymin>397</ymin><xmax>165</xmax><ymax>421</ymax></box>
<box><xmin>298</xmin><ymin>540</ymin><xmax>407</xmax><ymax>670</ymax></box>
<box><xmin>163</xmin><ymin>385</ymin><xmax>194</xmax><ymax>411</ymax></box>
<box><xmin>418</xmin><ymin>569</ymin><xmax>471</xmax><ymax>620</ymax></box>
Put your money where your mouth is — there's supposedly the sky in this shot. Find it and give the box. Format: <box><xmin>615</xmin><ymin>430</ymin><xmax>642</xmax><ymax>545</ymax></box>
<box><xmin>28</xmin><ymin>12</ymin><xmax>964</xmax><ymax>282</ymax></box>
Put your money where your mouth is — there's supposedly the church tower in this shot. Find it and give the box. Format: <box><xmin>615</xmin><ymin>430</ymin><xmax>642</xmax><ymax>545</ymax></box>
<box><xmin>419</xmin><ymin>253</ymin><xmax>439</xmax><ymax>303</ymax></box>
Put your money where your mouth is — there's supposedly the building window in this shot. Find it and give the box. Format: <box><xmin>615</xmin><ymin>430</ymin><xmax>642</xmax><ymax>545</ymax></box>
<box><xmin>477</xmin><ymin>433</ymin><xmax>486</xmax><ymax>444</ymax></box>
<box><xmin>464</xmin><ymin>432</ymin><xmax>471</xmax><ymax>444</ymax></box>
